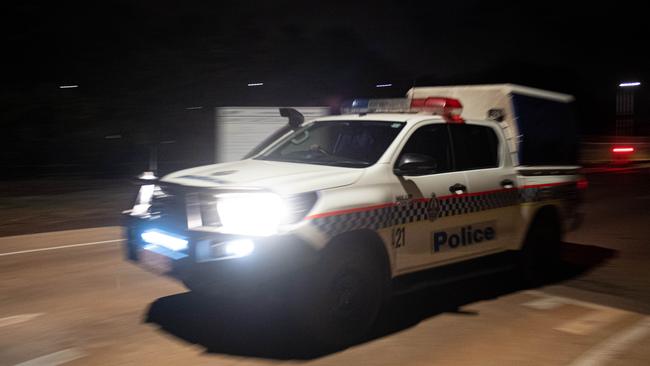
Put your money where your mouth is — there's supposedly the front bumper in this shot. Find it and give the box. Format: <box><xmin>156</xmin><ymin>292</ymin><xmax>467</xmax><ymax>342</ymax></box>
<box><xmin>124</xmin><ymin>216</ymin><xmax>319</xmax><ymax>297</ymax></box>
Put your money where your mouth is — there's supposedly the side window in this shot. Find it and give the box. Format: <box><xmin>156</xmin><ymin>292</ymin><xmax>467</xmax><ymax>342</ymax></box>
<box><xmin>398</xmin><ymin>124</ymin><xmax>453</xmax><ymax>173</ymax></box>
<box><xmin>449</xmin><ymin>124</ymin><xmax>499</xmax><ymax>170</ymax></box>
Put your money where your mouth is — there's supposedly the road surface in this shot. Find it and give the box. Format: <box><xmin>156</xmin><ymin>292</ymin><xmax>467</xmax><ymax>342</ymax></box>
<box><xmin>1</xmin><ymin>169</ymin><xmax>649</xmax><ymax>365</ymax></box>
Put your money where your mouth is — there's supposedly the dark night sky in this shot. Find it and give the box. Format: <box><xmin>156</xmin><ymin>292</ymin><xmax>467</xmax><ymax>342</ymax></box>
<box><xmin>2</xmin><ymin>1</ymin><xmax>649</xmax><ymax>175</ymax></box>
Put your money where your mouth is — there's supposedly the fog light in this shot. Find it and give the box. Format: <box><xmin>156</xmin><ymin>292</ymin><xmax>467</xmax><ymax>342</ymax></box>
<box><xmin>223</xmin><ymin>239</ymin><xmax>255</xmax><ymax>258</ymax></box>
<box><xmin>195</xmin><ymin>239</ymin><xmax>256</xmax><ymax>262</ymax></box>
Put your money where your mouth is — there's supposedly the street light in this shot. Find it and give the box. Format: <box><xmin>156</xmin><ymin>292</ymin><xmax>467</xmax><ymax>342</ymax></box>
<box><xmin>616</xmin><ymin>81</ymin><xmax>641</xmax><ymax>136</ymax></box>
<box><xmin>619</xmin><ymin>82</ymin><xmax>641</xmax><ymax>87</ymax></box>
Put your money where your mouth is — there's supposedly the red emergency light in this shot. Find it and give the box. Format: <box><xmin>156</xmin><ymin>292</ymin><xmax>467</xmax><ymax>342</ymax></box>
<box><xmin>410</xmin><ymin>97</ymin><xmax>464</xmax><ymax>123</ymax></box>
<box><xmin>612</xmin><ymin>146</ymin><xmax>635</xmax><ymax>153</ymax></box>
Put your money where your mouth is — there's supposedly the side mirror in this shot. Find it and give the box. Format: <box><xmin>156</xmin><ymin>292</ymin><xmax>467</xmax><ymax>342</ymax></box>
<box><xmin>394</xmin><ymin>153</ymin><xmax>437</xmax><ymax>176</ymax></box>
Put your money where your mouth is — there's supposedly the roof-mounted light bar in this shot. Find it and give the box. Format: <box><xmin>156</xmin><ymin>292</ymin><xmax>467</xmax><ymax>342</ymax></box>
<box><xmin>341</xmin><ymin>97</ymin><xmax>464</xmax><ymax>122</ymax></box>
<box><xmin>410</xmin><ymin>97</ymin><xmax>464</xmax><ymax>123</ymax></box>
<box><xmin>340</xmin><ymin>98</ymin><xmax>411</xmax><ymax>114</ymax></box>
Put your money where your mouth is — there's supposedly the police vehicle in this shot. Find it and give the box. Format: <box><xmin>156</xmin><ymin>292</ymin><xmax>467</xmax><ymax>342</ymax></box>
<box><xmin>124</xmin><ymin>84</ymin><xmax>586</xmax><ymax>346</ymax></box>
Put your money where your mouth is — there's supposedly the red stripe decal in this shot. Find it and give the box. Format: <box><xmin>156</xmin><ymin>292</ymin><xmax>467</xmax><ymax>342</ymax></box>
<box><xmin>306</xmin><ymin>202</ymin><xmax>396</xmax><ymax>219</ymax></box>
<box><xmin>521</xmin><ymin>181</ymin><xmax>575</xmax><ymax>189</ymax></box>
<box><xmin>305</xmin><ymin>180</ymin><xmax>577</xmax><ymax>220</ymax></box>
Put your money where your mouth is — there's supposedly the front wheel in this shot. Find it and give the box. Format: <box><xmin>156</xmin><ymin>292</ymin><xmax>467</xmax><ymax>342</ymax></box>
<box><xmin>291</xmin><ymin>243</ymin><xmax>387</xmax><ymax>350</ymax></box>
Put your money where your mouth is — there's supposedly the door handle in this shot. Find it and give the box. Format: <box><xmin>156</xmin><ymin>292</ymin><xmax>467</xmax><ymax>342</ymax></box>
<box><xmin>449</xmin><ymin>183</ymin><xmax>467</xmax><ymax>194</ymax></box>
<box><xmin>500</xmin><ymin>179</ymin><xmax>515</xmax><ymax>189</ymax></box>
<box><xmin>395</xmin><ymin>193</ymin><xmax>412</xmax><ymax>206</ymax></box>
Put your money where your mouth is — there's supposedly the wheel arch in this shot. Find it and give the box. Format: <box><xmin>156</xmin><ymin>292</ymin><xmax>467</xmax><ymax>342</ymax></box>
<box><xmin>325</xmin><ymin>228</ymin><xmax>392</xmax><ymax>286</ymax></box>
<box><xmin>524</xmin><ymin>204</ymin><xmax>563</xmax><ymax>242</ymax></box>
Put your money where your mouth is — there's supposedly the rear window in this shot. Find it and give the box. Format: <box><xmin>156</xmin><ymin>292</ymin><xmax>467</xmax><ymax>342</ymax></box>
<box><xmin>449</xmin><ymin>124</ymin><xmax>499</xmax><ymax>170</ymax></box>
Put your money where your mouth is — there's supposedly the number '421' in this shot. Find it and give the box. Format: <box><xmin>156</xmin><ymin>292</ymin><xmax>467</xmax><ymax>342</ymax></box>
<box><xmin>392</xmin><ymin>227</ymin><xmax>406</xmax><ymax>248</ymax></box>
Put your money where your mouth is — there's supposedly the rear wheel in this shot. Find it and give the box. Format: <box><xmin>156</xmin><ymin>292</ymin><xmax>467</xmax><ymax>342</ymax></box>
<box><xmin>519</xmin><ymin>209</ymin><xmax>562</xmax><ymax>286</ymax></box>
<box><xmin>291</xmin><ymin>241</ymin><xmax>387</xmax><ymax>350</ymax></box>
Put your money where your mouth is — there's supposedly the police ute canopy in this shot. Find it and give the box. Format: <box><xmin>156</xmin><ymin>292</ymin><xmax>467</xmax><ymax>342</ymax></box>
<box><xmin>124</xmin><ymin>84</ymin><xmax>586</xmax><ymax>348</ymax></box>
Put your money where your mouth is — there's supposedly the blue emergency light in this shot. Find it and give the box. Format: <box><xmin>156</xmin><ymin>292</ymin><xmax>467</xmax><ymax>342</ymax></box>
<box><xmin>340</xmin><ymin>97</ymin><xmax>464</xmax><ymax>122</ymax></box>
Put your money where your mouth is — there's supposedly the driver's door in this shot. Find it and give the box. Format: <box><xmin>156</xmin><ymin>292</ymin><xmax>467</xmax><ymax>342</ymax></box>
<box><xmin>391</xmin><ymin>122</ymin><xmax>469</xmax><ymax>273</ymax></box>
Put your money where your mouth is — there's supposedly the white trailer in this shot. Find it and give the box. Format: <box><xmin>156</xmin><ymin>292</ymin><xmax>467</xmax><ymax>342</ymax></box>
<box><xmin>215</xmin><ymin>107</ymin><xmax>330</xmax><ymax>163</ymax></box>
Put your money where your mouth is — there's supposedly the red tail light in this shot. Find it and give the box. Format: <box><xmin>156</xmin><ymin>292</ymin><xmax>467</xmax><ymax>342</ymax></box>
<box><xmin>612</xmin><ymin>146</ymin><xmax>634</xmax><ymax>153</ymax></box>
<box><xmin>577</xmin><ymin>179</ymin><xmax>588</xmax><ymax>190</ymax></box>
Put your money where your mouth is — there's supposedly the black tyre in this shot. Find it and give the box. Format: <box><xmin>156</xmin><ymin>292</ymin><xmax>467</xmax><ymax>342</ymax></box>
<box><xmin>291</xmin><ymin>242</ymin><xmax>387</xmax><ymax>350</ymax></box>
<box><xmin>519</xmin><ymin>209</ymin><xmax>562</xmax><ymax>286</ymax></box>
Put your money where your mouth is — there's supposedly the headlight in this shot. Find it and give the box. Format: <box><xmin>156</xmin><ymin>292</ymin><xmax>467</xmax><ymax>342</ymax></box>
<box><xmin>216</xmin><ymin>192</ymin><xmax>288</xmax><ymax>236</ymax></box>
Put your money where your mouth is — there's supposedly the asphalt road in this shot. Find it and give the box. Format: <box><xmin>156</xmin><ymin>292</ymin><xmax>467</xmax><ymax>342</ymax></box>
<box><xmin>1</xmin><ymin>169</ymin><xmax>649</xmax><ymax>366</ymax></box>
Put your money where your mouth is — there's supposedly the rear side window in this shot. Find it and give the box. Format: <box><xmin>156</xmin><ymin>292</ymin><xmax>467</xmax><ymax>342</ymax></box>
<box><xmin>449</xmin><ymin>124</ymin><xmax>499</xmax><ymax>170</ymax></box>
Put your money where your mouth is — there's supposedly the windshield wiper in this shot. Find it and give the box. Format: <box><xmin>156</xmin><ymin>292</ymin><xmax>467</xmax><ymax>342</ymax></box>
<box><xmin>306</xmin><ymin>158</ymin><xmax>371</xmax><ymax>167</ymax></box>
<box><xmin>259</xmin><ymin>156</ymin><xmax>370</xmax><ymax>168</ymax></box>
<box><xmin>332</xmin><ymin>160</ymin><xmax>371</xmax><ymax>167</ymax></box>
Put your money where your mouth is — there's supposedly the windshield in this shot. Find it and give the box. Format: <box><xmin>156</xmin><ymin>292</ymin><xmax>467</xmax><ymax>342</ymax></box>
<box><xmin>256</xmin><ymin>120</ymin><xmax>405</xmax><ymax>168</ymax></box>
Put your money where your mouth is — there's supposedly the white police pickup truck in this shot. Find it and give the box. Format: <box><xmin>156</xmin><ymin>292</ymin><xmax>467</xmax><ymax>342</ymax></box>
<box><xmin>125</xmin><ymin>84</ymin><xmax>585</xmax><ymax>346</ymax></box>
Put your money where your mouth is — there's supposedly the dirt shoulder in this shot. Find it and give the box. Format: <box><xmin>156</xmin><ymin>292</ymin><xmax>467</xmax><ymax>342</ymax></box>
<box><xmin>0</xmin><ymin>178</ymin><xmax>136</xmax><ymax>237</ymax></box>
